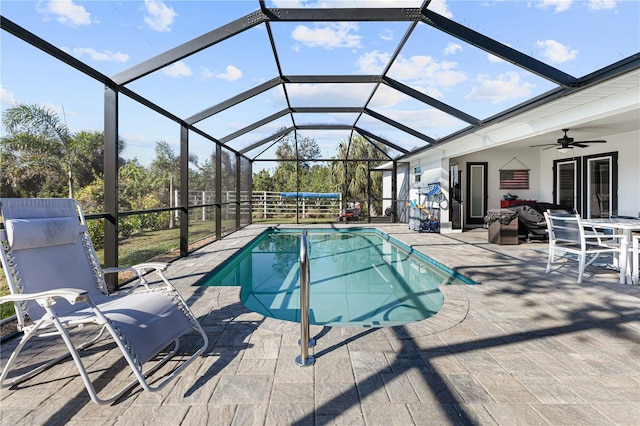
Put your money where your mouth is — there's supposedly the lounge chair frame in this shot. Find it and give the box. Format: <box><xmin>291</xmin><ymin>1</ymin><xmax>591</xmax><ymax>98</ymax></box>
<box><xmin>0</xmin><ymin>198</ymin><xmax>208</xmax><ymax>404</ymax></box>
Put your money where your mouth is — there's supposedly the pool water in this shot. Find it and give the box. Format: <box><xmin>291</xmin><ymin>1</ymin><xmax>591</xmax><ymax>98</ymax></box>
<box><xmin>201</xmin><ymin>228</ymin><xmax>473</xmax><ymax>327</ymax></box>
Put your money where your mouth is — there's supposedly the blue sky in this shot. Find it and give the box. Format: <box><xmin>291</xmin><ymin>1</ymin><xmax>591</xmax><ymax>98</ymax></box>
<box><xmin>1</xmin><ymin>0</ymin><xmax>639</xmax><ymax>171</ymax></box>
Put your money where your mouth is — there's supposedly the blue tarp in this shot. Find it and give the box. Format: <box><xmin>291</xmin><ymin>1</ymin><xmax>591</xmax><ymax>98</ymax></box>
<box><xmin>279</xmin><ymin>192</ymin><xmax>340</xmax><ymax>199</ymax></box>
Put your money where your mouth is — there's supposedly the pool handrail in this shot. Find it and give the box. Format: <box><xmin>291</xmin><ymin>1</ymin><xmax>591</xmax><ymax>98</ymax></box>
<box><xmin>295</xmin><ymin>229</ymin><xmax>315</xmax><ymax>367</ymax></box>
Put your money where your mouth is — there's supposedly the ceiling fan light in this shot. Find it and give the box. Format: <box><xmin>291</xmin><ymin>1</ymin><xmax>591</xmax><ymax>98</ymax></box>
<box><xmin>558</xmin><ymin>147</ymin><xmax>573</xmax><ymax>153</ymax></box>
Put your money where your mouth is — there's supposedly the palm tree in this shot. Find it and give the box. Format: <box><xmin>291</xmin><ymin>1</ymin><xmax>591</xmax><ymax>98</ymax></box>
<box><xmin>334</xmin><ymin>134</ymin><xmax>388</xmax><ymax>216</ymax></box>
<box><xmin>2</xmin><ymin>103</ymin><xmax>76</xmax><ymax>197</ymax></box>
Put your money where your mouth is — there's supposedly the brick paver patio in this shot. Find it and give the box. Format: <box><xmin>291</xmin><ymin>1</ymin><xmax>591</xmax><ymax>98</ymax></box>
<box><xmin>1</xmin><ymin>224</ymin><xmax>638</xmax><ymax>425</ymax></box>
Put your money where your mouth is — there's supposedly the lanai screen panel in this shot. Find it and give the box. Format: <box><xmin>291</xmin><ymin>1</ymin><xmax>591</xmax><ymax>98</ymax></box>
<box><xmin>449</xmin><ymin>1</ymin><xmax>640</xmax><ymax>77</ymax></box>
<box><xmin>268</xmin><ymin>19</ymin><xmax>413</xmax><ymax>75</ymax></box>
<box><xmin>193</xmin><ymin>85</ymin><xmax>289</xmax><ymax>141</ymax></box>
<box><xmin>224</xmin><ymin>117</ymin><xmax>296</xmax><ymax>153</ymax></box>
<box><xmin>367</xmin><ymin>84</ymin><xmax>469</xmax><ymax>141</ymax></box>
<box><xmin>285</xmin><ymin>83</ymin><xmax>377</xmax><ymax>108</ymax></box>
<box><xmin>123</xmin><ymin>25</ymin><xmax>278</xmax><ymax>119</ymax></box>
<box><xmin>389</xmin><ymin>22</ymin><xmax>557</xmax><ymax>123</ymax></box>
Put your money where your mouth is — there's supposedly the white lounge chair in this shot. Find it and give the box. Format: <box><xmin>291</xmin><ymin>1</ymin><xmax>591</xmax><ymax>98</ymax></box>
<box><xmin>544</xmin><ymin>211</ymin><xmax>627</xmax><ymax>284</ymax></box>
<box><xmin>0</xmin><ymin>198</ymin><xmax>208</xmax><ymax>404</ymax></box>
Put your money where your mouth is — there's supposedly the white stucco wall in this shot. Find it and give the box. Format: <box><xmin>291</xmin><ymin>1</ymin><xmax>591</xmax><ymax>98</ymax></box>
<box><xmin>538</xmin><ymin>129</ymin><xmax>640</xmax><ymax>217</ymax></box>
<box><xmin>453</xmin><ymin>129</ymin><xmax>639</xmax><ymax>217</ymax></box>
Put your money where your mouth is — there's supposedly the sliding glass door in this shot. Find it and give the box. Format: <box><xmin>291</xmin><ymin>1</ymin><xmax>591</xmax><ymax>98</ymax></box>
<box><xmin>585</xmin><ymin>152</ymin><xmax>617</xmax><ymax>218</ymax></box>
<box><xmin>553</xmin><ymin>152</ymin><xmax>618</xmax><ymax>217</ymax></box>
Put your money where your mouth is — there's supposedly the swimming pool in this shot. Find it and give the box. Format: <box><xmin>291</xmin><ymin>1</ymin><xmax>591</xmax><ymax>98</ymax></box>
<box><xmin>201</xmin><ymin>228</ymin><xmax>474</xmax><ymax>327</ymax></box>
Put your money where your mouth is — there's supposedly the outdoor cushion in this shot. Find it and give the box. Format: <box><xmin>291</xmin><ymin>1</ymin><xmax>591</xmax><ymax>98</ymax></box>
<box><xmin>6</xmin><ymin>217</ymin><xmax>79</xmax><ymax>250</ymax></box>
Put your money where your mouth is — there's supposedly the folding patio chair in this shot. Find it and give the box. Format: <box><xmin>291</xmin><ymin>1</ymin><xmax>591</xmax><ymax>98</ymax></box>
<box><xmin>543</xmin><ymin>211</ymin><xmax>627</xmax><ymax>284</ymax></box>
<box><xmin>0</xmin><ymin>198</ymin><xmax>208</xmax><ymax>404</ymax></box>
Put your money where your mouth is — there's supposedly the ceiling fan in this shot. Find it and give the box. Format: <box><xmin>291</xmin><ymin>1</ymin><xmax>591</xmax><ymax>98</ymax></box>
<box><xmin>530</xmin><ymin>129</ymin><xmax>607</xmax><ymax>151</ymax></box>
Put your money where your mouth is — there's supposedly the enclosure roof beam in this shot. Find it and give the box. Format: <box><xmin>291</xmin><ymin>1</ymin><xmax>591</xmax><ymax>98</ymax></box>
<box><xmin>263</xmin><ymin>8</ymin><xmax>422</xmax><ymax>22</ymax></box>
<box><xmin>296</xmin><ymin>124</ymin><xmax>353</xmax><ymax>131</ymax></box>
<box><xmin>420</xmin><ymin>9</ymin><xmax>577</xmax><ymax>87</ymax></box>
<box><xmin>382</xmin><ymin>77</ymin><xmax>481</xmax><ymax>125</ymax></box>
<box><xmin>111</xmin><ymin>10</ymin><xmax>267</xmax><ymax>85</ymax></box>
<box><xmin>356</xmin><ymin>133</ymin><xmax>394</xmax><ymax>161</ymax></box>
<box><xmin>283</xmin><ymin>75</ymin><xmax>382</xmax><ymax>84</ymax></box>
<box><xmin>240</xmin><ymin>127</ymin><xmax>294</xmax><ymax>155</ymax></box>
<box><xmin>1</xmin><ymin>16</ymin><xmax>115</xmax><ymax>87</ymax></box>
<box><xmin>364</xmin><ymin>108</ymin><xmax>436</xmax><ymax>144</ymax></box>
<box><xmin>354</xmin><ymin>127</ymin><xmax>409</xmax><ymax>155</ymax></box>
<box><xmin>291</xmin><ymin>107</ymin><xmax>364</xmax><ymax>113</ymax></box>
<box><xmin>220</xmin><ymin>109</ymin><xmax>290</xmax><ymax>145</ymax></box>
<box><xmin>186</xmin><ymin>78</ymin><xmax>282</xmax><ymax>125</ymax></box>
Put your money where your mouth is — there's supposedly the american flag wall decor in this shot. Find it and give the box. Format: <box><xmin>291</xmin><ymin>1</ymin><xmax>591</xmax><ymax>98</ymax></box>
<box><xmin>500</xmin><ymin>169</ymin><xmax>529</xmax><ymax>189</ymax></box>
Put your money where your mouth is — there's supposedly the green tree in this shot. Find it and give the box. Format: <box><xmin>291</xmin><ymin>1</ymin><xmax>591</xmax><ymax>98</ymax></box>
<box><xmin>2</xmin><ymin>104</ymin><xmax>76</xmax><ymax>197</ymax></box>
<box><xmin>252</xmin><ymin>169</ymin><xmax>273</xmax><ymax>192</ymax></box>
<box><xmin>149</xmin><ymin>141</ymin><xmax>198</xmax><ymax>207</ymax></box>
<box><xmin>333</xmin><ymin>135</ymin><xmax>388</xmax><ymax>216</ymax></box>
<box><xmin>272</xmin><ymin>129</ymin><xmax>321</xmax><ymax>192</ymax></box>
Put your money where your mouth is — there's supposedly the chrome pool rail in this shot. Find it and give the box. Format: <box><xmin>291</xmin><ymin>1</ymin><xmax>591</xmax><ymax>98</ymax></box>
<box><xmin>295</xmin><ymin>229</ymin><xmax>315</xmax><ymax>367</ymax></box>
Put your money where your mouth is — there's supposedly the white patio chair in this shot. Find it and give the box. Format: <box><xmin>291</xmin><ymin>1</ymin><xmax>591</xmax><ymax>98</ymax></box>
<box><xmin>543</xmin><ymin>211</ymin><xmax>627</xmax><ymax>284</ymax></box>
<box><xmin>0</xmin><ymin>198</ymin><xmax>208</xmax><ymax>404</ymax></box>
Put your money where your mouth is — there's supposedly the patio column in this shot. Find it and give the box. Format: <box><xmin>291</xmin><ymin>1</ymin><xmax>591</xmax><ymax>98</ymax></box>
<box><xmin>180</xmin><ymin>125</ymin><xmax>189</xmax><ymax>256</ymax></box>
<box><xmin>104</xmin><ymin>85</ymin><xmax>119</xmax><ymax>291</ymax></box>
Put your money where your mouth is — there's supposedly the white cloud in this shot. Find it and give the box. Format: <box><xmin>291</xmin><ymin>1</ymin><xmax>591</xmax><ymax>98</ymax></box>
<box><xmin>291</xmin><ymin>22</ymin><xmax>362</xmax><ymax>49</ymax></box>
<box><xmin>144</xmin><ymin>0</ymin><xmax>177</xmax><ymax>32</ymax></box>
<box><xmin>357</xmin><ymin>50</ymin><xmax>391</xmax><ymax>74</ymax></box>
<box><xmin>535</xmin><ymin>39</ymin><xmax>578</xmax><ymax>63</ymax></box>
<box><xmin>0</xmin><ymin>86</ymin><xmax>18</xmax><ymax>106</ymax></box>
<box><xmin>357</xmin><ymin>50</ymin><xmax>467</xmax><ymax>101</ymax></box>
<box><xmin>444</xmin><ymin>43</ymin><xmax>462</xmax><ymax>55</ymax></box>
<box><xmin>72</xmin><ymin>47</ymin><xmax>129</xmax><ymax>63</ymax></box>
<box><xmin>162</xmin><ymin>61</ymin><xmax>192</xmax><ymax>77</ymax></box>
<box><xmin>380</xmin><ymin>108</ymin><xmax>462</xmax><ymax>130</ymax></box>
<box><xmin>200</xmin><ymin>68</ymin><xmax>215</xmax><ymax>79</ymax></box>
<box><xmin>588</xmin><ymin>0</ymin><xmax>617</xmax><ymax>10</ymax></box>
<box><xmin>487</xmin><ymin>53</ymin><xmax>505</xmax><ymax>63</ymax></box>
<box><xmin>536</xmin><ymin>0</ymin><xmax>573</xmax><ymax>13</ymax></box>
<box><xmin>38</xmin><ymin>0</ymin><xmax>92</xmax><ymax>27</ymax></box>
<box><xmin>427</xmin><ymin>0</ymin><xmax>454</xmax><ymax>18</ymax></box>
<box><xmin>465</xmin><ymin>72</ymin><xmax>533</xmax><ymax>104</ymax></box>
<box><xmin>380</xmin><ymin>29</ymin><xmax>394</xmax><ymax>42</ymax></box>
<box><xmin>281</xmin><ymin>83</ymin><xmax>372</xmax><ymax>106</ymax></box>
<box><xmin>215</xmin><ymin>65</ymin><xmax>243</xmax><ymax>82</ymax></box>
<box><xmin>388</xmin><ymin>55</ymin><xmax>467</xmax><ymax>88</ymax></box>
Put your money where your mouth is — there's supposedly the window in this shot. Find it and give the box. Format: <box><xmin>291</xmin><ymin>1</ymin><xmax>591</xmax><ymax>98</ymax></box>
<box><xmin>414</xmin><ymin>166</ymin><xmax>421</xmax><ymax>182</ymax></box>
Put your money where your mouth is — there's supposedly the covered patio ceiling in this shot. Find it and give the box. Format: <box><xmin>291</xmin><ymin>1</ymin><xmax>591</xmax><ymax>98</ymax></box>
<box><xmin>1</xmin><ymin>1</ymin><xmax>639</xmax><ymax>164</ymax></box>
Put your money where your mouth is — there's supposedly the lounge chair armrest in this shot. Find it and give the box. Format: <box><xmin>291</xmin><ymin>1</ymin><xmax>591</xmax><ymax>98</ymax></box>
<box><xmin>0</xmin><ymin>288</ymin><xmax>88</xmax><ymax>306</ymax></box>
<box><xmin>104</xmin><ymin>263</ymin><xmax>168</xmax><ymax>276</ymax></box>
<box><xmin>103</xmin><ymin>266</ymin><xmax>127</xmax><ymax>275</ymax></box>
<box><xmin>130</xmin><ymin>262</ymin><xmax>169</xmax><ymax>273</ymax></box>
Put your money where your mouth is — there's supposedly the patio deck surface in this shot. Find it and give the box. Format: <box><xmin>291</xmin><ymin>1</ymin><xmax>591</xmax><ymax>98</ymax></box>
<box><xmin>1</xmin><ymin>224</ymin><xmax>639</xmax><ymax>425</ymax></box>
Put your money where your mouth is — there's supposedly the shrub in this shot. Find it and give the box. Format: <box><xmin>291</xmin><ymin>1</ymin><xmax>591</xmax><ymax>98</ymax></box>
<box><xmin>87</xmin><ymin>218</ymin><xmax>105</xmax><ymax>249</ymax></box>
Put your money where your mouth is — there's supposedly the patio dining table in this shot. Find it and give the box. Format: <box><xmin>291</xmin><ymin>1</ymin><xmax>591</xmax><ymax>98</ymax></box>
<box><xmin>582</xmin><ymin>217</ymin><xmax>640</xmax><ymax>284</ymax></box>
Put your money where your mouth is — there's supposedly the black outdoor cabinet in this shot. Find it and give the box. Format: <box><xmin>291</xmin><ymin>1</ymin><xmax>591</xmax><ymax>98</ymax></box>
<box><xmin>487</xmin><ymin>208</ymin><xmax>519</xmax><ymax>245</ymax></box>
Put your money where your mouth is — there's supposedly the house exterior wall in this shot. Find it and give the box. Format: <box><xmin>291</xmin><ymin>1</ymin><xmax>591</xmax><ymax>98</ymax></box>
<box><xmin>409</xmin><ymin>129</ymin><xmax>639</xmax><ymax>225</ymax></box>
<box><xmin>538</xmin><ymin>129</ymin><xmax>640</xmax><ymax>217</ymax></box>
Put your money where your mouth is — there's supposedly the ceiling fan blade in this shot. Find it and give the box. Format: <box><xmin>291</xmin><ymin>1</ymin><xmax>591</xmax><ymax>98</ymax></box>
<box><xmin>530</xmin><ymin>143</ymin><xmax>557</xmax><ymax>148</ymax></box>
<box><xmin>572</xmin><ymin>143</ymin><xmax>589</xmax><ymax>148</ymax></box>
<box><xmin>575</xmin><ymin>140</ymin><xmax>607</xmax><ymax>144</ymax></box>
<box><xmin>542</xmin><ymin>145</ymin><xmax>557</xmax><ymax>151</ymax></box>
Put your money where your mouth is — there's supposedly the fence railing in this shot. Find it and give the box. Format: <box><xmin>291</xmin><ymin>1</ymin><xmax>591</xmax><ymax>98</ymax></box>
<box><xmin>252</xmin><ymin>191</ymin><xmax>342</xmax><ymax>220</ymax></box>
